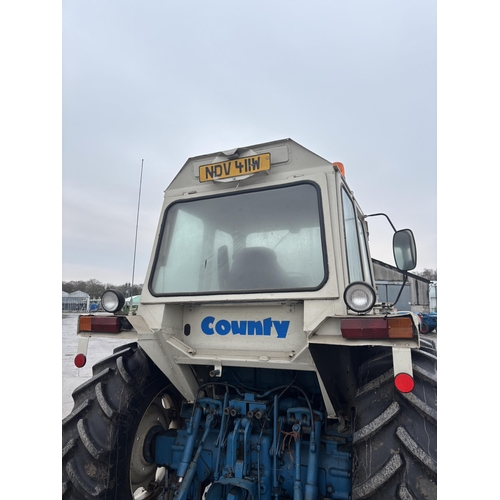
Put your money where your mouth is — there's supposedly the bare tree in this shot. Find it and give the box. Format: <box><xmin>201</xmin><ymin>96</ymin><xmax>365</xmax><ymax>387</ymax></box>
<box><xmin>62</xmin><ymin>280</ymin><xmax>143</xmax><ymax>298</ymax></box>
<box><xmin>415</xmin><ymin>268</ymin><xmax>437</xmax><ymax>281</ymax></box>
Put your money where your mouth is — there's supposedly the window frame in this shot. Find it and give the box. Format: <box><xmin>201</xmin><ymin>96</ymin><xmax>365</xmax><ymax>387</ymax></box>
<box><xmin>341</xmin><ymin>186</ymin><xmax>373</xmax><ymax>285</ymax></box>
<box><xmin>148</xmin><ymin>181</ymin><xmax>329</xmax><ymax>297</ymax></box>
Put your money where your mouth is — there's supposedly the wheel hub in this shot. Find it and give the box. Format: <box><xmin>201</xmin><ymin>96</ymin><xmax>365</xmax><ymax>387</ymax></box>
<box><xmin>130</xmin><ymin>398</ymin><xmax>170</xmax><ymax>498</ymax></box>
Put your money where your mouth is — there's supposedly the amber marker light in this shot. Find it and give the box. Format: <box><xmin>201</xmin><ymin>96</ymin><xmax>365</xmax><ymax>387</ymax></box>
<box><xmin>386</xmin><ymin>316</ymin><xmax>414</xmax><ymax>338</ymax></box>
<box><xmin>79</xmin><ymin>316</ymin><xmax>92</xmax><ymax>332</ymax></box>
<box><xmin>333</xmin><ymin>162</ymin><xmax>345</xmax><ymax>176</ymax></box>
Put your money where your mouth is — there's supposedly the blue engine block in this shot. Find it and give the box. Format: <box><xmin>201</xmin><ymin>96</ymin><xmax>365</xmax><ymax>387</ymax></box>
<box><xmin>155</xmin><ymin>392</ymin><xmax>352</xmax><ymax>500</ymax></box>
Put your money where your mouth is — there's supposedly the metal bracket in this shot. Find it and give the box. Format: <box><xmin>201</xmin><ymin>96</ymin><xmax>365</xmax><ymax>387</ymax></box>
<box><xmin>210</xmin><ymin>361</ymin><xmax>222</xmax><ymax>378</ymax></box>
<box><xmin>76</xmin><ymin>336</ymin><xmax>89</xmax><ymax>358</ymax></box>
<box><xmin>392</xmin><ymin>346</ymin><xmax>413</xmax><ymax>377</ymax></box>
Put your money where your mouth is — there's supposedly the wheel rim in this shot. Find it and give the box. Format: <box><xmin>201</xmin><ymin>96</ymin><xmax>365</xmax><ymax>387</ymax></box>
<box><xmin>130</xmin><ymin>393</ymin><xmax>177</xmax><ymax>499</ymax></box>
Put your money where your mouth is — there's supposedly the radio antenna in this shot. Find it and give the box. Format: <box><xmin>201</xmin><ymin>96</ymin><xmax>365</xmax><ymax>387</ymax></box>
<box><xmin>131</xmin><ymin>159</ymin><xmax>144</xmax><ymax>301</ymax></box>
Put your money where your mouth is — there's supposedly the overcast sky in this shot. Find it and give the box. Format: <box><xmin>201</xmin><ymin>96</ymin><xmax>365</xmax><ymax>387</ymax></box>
<box><xmin>62</xmin><ymin>0</ymin><xmax>437</xmax><ymax>285</ymax></box>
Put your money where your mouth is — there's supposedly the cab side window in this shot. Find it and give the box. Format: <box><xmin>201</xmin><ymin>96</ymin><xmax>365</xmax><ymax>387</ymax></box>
<box><xmin>341</xmin><ymin>188</ymin><xmax>372</xmax><ymax>284</ymax></box>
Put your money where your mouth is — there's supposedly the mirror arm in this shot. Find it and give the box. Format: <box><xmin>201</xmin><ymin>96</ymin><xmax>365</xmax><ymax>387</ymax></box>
<box><xmin>389</xmin><ymin>271</ymin><xmax>408</xmax><ymax>309</ymax></box>
<box><xmin>364</xmin><ymin>213</ymin><xmax>397</xmax><ymax>232</ymax></box>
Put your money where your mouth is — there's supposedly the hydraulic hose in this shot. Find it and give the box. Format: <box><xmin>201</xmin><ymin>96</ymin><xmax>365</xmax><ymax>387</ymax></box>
<box><xmin>176</xmin><ymin>406</ymin><xmax>202</xmax><ymax>480</ymax></box>
<box><xmin>272</xmin><ymin>395</ymin><xmax>279</xmax><ymax>500</ymax></box>
<box><xmin>293</xmin><ymin>423</ymin><xmax>303</xmax><ymax>500</ymax></box>
<box><xmin>304</xmin><ymin>419</ymin><xmax>322</xmax><ymax>500</ymax></box>
<box><xmin>175</xmin><ymin>414</ymin><xmax>214</xmax><ymax>500</ymax></box>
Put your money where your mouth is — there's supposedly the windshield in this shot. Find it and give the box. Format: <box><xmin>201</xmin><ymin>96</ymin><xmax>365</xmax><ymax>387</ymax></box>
<box><xmin>150</xmin><ymin>182</ymin><xmax>327</xmax><ymax>295</ymax></box>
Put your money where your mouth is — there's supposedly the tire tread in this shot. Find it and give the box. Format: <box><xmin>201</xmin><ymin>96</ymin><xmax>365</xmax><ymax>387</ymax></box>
<box><xmin>62</xmin><ymin>345</ymin><xmax>176</xmax><ymax>500</ymax></box>
<box><xmin>352</xmin><ymin>345</ymin><xmax>437</xmax><ymax>499</ymax></box>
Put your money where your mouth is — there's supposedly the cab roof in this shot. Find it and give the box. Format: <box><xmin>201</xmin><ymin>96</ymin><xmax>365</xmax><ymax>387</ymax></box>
<box><xmin>166</xmin><ymin>138</ymin><xmax>341</xmax><ymax>194</ymax></box>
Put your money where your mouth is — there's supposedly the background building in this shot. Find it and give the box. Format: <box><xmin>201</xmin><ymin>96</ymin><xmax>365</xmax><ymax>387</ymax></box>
<box><xmin>372</xmin><ymin>259</ymin><xmax>433</xmax><ymax>313</ymax></box>
<box><xmin>62</xmin><ymin>290</ymin><xmax>90</xmax><ymax>312</ymax></box>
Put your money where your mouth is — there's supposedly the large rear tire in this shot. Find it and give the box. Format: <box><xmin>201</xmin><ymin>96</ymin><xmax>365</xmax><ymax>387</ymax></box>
<box><xmin>62</xmin><ymin>343</ymin><xmax>181</xmax><ymax>500</ymax></box>
<box><xmin>352</xmin><ymin>345</ymin><xmax>437</xmax><ymax>499</ymax></box>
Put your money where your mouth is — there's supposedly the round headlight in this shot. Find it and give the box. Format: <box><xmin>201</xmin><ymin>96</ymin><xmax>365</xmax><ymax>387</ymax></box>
<box><xmin>343</xmin><ymin>281</ymin><xmax>376</xmax><ymax>313</ymax></box>
<box><xmin>101</xmin><ymin>290</ymin><xmax>125</xmax><ymax>313</ymax></box>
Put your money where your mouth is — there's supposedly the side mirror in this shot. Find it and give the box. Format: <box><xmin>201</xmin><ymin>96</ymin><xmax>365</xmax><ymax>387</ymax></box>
<box><xmin>393</xmin><ymin>229</ymin><xmax>417</xmax><ymax>271</ymax></box>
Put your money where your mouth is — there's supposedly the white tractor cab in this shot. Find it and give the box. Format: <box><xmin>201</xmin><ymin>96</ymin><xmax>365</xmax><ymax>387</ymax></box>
<box><xmin>63</xmin><ymin>139</ymin><xmax>437</xmax><ymax>500</ymax></box>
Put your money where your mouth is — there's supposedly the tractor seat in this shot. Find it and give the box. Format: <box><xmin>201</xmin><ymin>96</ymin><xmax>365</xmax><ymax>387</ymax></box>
<box><xmin>227</xmin><ymin>247</ymin><xmax>290</xmax><ymax>291</ymax></box>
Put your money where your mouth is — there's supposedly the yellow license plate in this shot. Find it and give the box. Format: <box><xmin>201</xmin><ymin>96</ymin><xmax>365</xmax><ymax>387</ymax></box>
<box><xmin>199</xmin><ymin>153</ymin><xmax>271</xmax><ymax>183</ymax></box>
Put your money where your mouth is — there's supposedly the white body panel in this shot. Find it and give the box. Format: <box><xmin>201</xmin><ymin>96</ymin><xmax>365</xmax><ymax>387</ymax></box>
<box><xmin>78</xmin><ymin>139</ymin><xmax>419</xmax><ymax>414</ymax></box>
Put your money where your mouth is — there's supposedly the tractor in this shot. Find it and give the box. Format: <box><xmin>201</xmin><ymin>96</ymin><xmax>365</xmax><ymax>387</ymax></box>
<box><xmin>62</xmin><ymin>139</ymin><xmax>437</xmax><ymax>499</ymax></box>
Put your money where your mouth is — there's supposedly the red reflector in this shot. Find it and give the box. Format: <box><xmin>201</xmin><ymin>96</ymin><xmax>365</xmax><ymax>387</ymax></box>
<box><xmin>78</xmin><ymin>316</ymin><xmax>122</xmax><ymax>333</ymax></box>
<box><xmin>74</xmin><ymin>353</ymin><xmax>87</xmax><ymax>368</ymax></box>
<box><xmin>394</xmin><ymin>373</ymin><xmax>414</xmax><ymax>393</ymax></box>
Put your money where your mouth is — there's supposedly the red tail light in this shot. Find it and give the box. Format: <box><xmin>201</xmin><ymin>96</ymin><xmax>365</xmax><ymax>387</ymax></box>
<box><xmin>79</xmin><ymin>316</ymin><xmax>122</xmax><ymax>333</ymax></box>
<box><xmin>341</xmin><ymin>316</ymin><xmax>414</xmax><ymax>339</ymax></box>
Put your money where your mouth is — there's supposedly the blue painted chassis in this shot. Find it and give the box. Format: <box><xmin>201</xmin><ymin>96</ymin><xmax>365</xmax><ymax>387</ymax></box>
<box><xmin>155</xmin><ymin>393</ymin><xmax>352</xmax><ymax>500</ymax></box>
